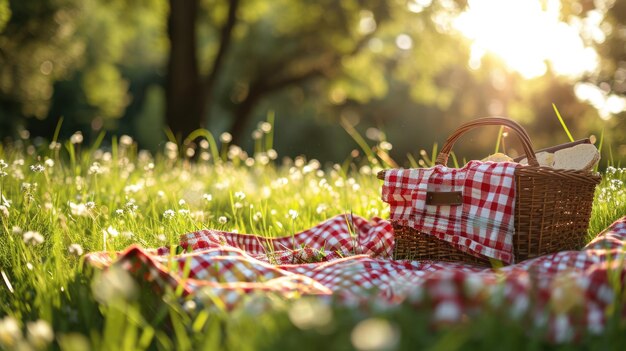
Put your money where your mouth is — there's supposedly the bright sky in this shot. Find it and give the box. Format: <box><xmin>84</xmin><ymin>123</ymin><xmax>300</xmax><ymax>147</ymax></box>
<box><xmin>452</xmin><ymin>0</ymin><xmax>626</xmax><ymax>119</ymax></box>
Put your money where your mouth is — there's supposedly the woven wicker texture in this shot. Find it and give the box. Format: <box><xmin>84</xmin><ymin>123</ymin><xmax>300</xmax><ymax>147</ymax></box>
<box><xmin>380</xmin><ymin>117</ymin><xmax>601</xmax><ymax>266</ymax></box>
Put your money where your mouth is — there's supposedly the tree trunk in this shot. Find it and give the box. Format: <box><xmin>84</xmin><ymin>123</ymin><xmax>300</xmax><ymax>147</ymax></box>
<box><xmin>165</xmin><ymin>0</ymin><xmax>203</xmax><ymax>140</ymax></box>
<box><xmin>230</xmin><ymin>93</ymin><xmax>260</xmax><ymax>145</ymax></box>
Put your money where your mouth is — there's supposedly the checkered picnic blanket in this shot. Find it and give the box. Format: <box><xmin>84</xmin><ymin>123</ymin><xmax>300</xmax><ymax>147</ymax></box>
<box><xmin>87</xmin><ymin>214</ymin><xmax>626</xmax><ymax>342</ymax></box>
<box><xmin>382</xmin><ymin>161</ymin><xmax>518</xmax><ymax>263</ymax></box>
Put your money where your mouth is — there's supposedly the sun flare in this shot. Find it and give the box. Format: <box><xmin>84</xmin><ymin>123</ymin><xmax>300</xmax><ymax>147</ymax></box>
<box><xmin>454</xmin><ymin>0</ymin><xmax>599</xmax><ymax>79</ymax></box>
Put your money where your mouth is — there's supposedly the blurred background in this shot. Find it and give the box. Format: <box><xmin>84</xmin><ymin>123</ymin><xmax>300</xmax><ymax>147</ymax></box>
<box><xmin>0</xmin><ymin>0</ymin><xmax>625</xmax><ymax>164</ymax></box>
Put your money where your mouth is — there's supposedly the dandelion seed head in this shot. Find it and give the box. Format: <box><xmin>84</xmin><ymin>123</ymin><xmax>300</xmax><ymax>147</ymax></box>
<box><xmin>178</xmin><ymin>199</ymin><xmax>186</xmax><ymax>206</ymax></box>
<box><xmin>0</xmin><ymin>315</ymin><xmax>21</xmax><ymax>348</ymax></box>
<box><xmin>88</xmin><ymin>162</ymin><xmax>103</xmax><ymax>175</ymax></box>
<box><xmin>220</xmin><ymin>132</ymin><xmax>232</xmax><ymax>143</ymax></box>
<box><xmin>251</xmin><ymin>129</ymin><xmax>262</xmax><ymax>140</ymax></box>
<box><xmin>267</xmin><ymin>149</ymin><xmax>278</xmax><ymax>160</ymax></box>
<box><xmin>288</xmin><ymin>209</ymin><xmax>299</xmax><ymax>220</ymax></box>
<box><xmin>185</xmin><ymin>148</ymin><xmax>195</xmax><ymax>158</ymax></box>
<box><xmin>68</xmin><ymin>244</ymin><xmax>84</xmax><ymax>256</ymax></box>
<box><xmin>218</xmin><ymin>216</ymin><xmax>228</xmax><ymax>224</ymax></box>
<box><xmin>69</xmin><ymin>202</ymin><xmax>90</xmax><ymax>217</ymax></box>
<box><xmin>119</xmin><ymin>135</ymin><xmax>133</xmax><ymax>147</ymax></box>
<box><xmin>48</xmin><ymin>142</ymin><xmax>64</xmax><ymax>153</ymax></box>
<box><xmin>70</xmin><ymin>131</ymin><xmax>83</xmax><ymax>144</ymax></box>
<box><xmin>23</xmin><ymin>231</ymin><xmax>44</xmax><ymax>246</ymax></box>
<box><xmin>234</xmin><ymin>191</ymin><xmax>246</xmax><ymax>200</ymax></box>
<box><xmin>379</xmin><ymin>141</ymin><xmax>393</xmax><ymax>151</ymax></box>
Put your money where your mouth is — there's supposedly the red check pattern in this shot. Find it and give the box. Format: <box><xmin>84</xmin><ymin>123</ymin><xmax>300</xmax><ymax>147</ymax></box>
<box><xmin>382</xmin><ymin>161</ymin><xmax>518</xmax><ymax>263</ymax></box>
<box><xmin>86</xmin><ymin>214</ymin><xmax>626</xmax><ymax>342</ymax></box>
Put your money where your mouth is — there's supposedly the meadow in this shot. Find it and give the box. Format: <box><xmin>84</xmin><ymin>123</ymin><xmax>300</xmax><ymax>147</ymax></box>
<box><xmin>0</xmin><ymin>125</ymin><xmax>625</xmax><ymax>351</ymax></box>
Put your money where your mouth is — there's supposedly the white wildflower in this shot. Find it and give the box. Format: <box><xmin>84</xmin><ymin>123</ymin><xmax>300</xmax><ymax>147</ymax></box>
<box><xmin>253</xmin><ymin>212</ymin><xmax>262</xmax><ymax>222</ymax></box>
<box><xmin>218</xmin><ymin>216</ymin><xmax>228</xmax><ymax>224</ymax></box>
<box><xmin>70</xmin><ymin>131</ymin><xmax>83</xmax><ymax>144</ymax></box>
<box><xmin>68</xmin><ymin>244</ymin><xmax>84</xmax><ymax>256</ymax></box>
<box><xmin>106</xmin><ymin>226</ymin><xmax>119</xmax><ymax>238</ymax></box>
<box><xmin>234</xmin><ymin>202</ymin><xmax>243</xmax><ymax>209</ymax></box>
<box><xmin>203</xmin><ymin>193</ymin><xmax>213</xmax><ymax>202</ymax></box>
<box><xmin>88</xmin><ymin>162</ymin><xmax>103</xmax><ymax>175</ymax></box>
<box><xmin>267</xmin><ymin>149</ymin><xmax>278</xmax><ymax>160</ymax></box>
<box><xmin>288</xmin><ymin>209</ymin><xmax>299</xmax><ymax>220</ymax></box>
<box><xmin>259</xmin><ymin>122</ymin><xmax>272</xmax><ymax>133</ymax></box>
<box><xmin>251</xmin><ymin>129</ymin><xmax>262</xmax><ymax>140</ymax></box>
<box><xmin>49</xmin><ymin>141</ymin><xmax>61</xmax><ymax>150</ymax></box>
<box><xmin>121</xmin><ymin>231</ymin><xmax>133</xmax><ymax>239</ymax></box>
<box><xmin>0</xmin><ymin>316</ymin><xmax>22</xmax><ymax>348</ymax></box>
<box><xmin>379</xmin><ymin>141</ymin><xmax>393</xmax><ymax>151</ymax></box>
<box><xmin>115</xmin><ymin>209</ymin><xmax>124</xmax><ymax>216</ymax></box>
<box><xmin>119</xmin><ymin>135</ymin><xmax>133</xmax><ymax>147</ymax></box>
<box><xmin>26</xmin><ymin>320</ymin><xmax>54</xmax><ymax>348</ymax></box>
<box><xmin>44</xmin><ymin>159</ymin><xmax>55</xmax><ymax>168</ymax></box>
<box><xmin>30</xmin><ymin>164</ymin><xmax>45</xmax><ymax>173</ymax></box>
<box><xmin>12</xmin><ymin>226</ymin><xmax>22</xmax><ymax>235</ymax></box>
<box><xmin>178</xmin><ymin>209</ymin><xmax>190</xmax><ymax>215</ymax></box>
<box><xmin>163</xmin><ymin>209</ymin><xmax>175</xmax><ymax>219</ymax></box>
<box><xmin>178</xmin><ymin>199</ymin><xmax>186</xmax><ymax>206</ymax></box>
<box><xmin>0</xmin><ymin>205</ymin><xmax>8</xmax><ymax>218</ymax></box>
<box><xmin>0</xmin><ymin>160</ymin><xmax>7</xmax><ymax>169</ymax></box>
<box><xmin>234</xmin><ymin>191</ymin><xmax>246</xmax><ymax>200</ymax></box>
<box><xmin>85</xmin><ymin>201</ymin><xmax>95</xmax><ymax>209</ymax></box>
<box><xmin>69</xmin><ymin>202</ymin><xmax>89</xmax><ymax>217</ymax></box>
<box><xmin>165</xmin><ymin>142</ymin><xmax>178</xmax><ymax>160</ymax></box>
<box><xmin>316</xmin><ymin>204</ymin><xmax>328</xmax><ymax>214</ymax></box>
<box><xmin>125</xmin><ymin>200</ymin><xmax>138</xmax><ymax>213</ymax></box>
<box><xmin>220</xmin><ymin>132</ymin><xmax>232</xmax><ymax>143</ymax></box>
<box><xmin>23</xmin><ymin>231</ymin><xmax>44</xmax><ymax>246</ymax></box>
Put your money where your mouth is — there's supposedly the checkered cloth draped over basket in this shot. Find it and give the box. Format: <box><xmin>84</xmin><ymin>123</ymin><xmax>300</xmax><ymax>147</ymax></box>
<box><xmin>382</xmin><ymin>161</ymin><xmax>519</xmax><ymax>263</ymax></box>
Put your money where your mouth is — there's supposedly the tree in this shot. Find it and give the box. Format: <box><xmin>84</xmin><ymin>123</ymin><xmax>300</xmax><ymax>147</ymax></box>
<box><xmin>165</xmin><ymin>0</ymin><xmax>400</xmax><ymax>142</ymax></box>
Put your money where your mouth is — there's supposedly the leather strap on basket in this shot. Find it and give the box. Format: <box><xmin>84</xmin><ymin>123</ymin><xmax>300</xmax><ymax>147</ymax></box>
<box><xmin>435</xmin><ymin>117</ymin><xmax>540</xmax><ymax>167</ymax></box>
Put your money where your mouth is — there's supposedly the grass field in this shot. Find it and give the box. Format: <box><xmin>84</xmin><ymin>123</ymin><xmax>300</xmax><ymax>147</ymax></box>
<box><xmin>0</xmin><ymin>130</ymin><xmax>625</xmax><ymax>350</ymax></box>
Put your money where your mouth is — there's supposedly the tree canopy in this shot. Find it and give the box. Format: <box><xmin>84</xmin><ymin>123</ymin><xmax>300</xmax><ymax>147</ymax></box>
<box><xmin>0</xmin><ymin>0</ymin><xmax>624</xmax><ymax>163</ymax></box>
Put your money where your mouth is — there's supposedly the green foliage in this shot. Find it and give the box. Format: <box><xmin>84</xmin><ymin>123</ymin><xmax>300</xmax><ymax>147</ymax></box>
<box><xmin>0</xmin><ymin>133</ymin><xmax>625</xmax><ymax>350</ymax></box>
<box><xmin>0</xmin><ymin>0</ymin><xmax>9</xmax><ymax>32</ymax></box>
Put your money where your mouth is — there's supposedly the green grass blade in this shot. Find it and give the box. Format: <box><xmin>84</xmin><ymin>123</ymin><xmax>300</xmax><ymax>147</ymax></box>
<box><xmin>552</xmin><ymin>103</ymin><xmax>574</xmax><ymax>142</ymax></box>
<box><xmin>494</xmin><ymin>126</ymin><xmax>504</xmax><ymax>154</ymax></box>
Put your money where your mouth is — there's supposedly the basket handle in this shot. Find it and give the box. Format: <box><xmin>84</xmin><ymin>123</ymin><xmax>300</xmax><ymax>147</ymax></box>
<box><xmin>435</xmin><ymin>117</ymin><xmax>539</xmax><ymax>167</ymax></box>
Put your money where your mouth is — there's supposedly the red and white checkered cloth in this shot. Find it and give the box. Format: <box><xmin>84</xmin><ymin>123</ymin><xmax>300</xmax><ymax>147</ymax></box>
<box><xmin>382</xmin><ymin>161</ymin><xmax>518</xmax><ymax>263</ymax></box>
<box><xmin>86</xmin><ymin>214</ymin><xmax>626</xmax><ymax>342</ymax></box>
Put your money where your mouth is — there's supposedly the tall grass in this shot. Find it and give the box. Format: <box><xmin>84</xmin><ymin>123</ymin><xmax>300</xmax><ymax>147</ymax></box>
<box><xmin>0</xmin><ymin>123</ymin><xmax>624</xmax><ymax>350</ymax></box>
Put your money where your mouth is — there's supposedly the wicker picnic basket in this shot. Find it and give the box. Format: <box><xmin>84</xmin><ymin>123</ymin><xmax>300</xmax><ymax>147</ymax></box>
<box><xmin>378</xmin><ymin>117</ymin><xmax>602</xmax><ymax>266</ymax></box>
